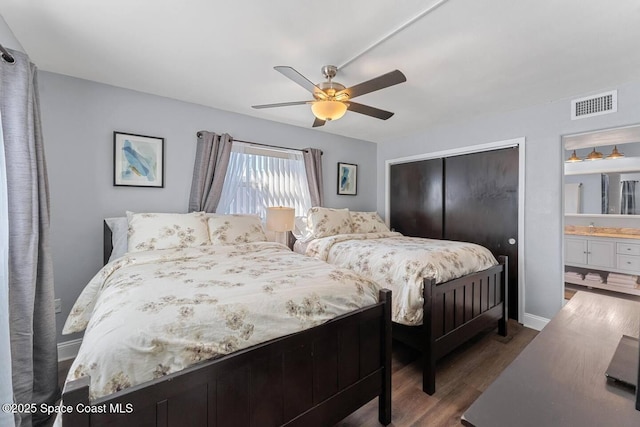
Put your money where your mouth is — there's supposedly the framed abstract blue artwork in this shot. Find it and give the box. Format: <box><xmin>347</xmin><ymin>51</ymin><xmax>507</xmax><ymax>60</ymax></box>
<box><xmin>337</xmin><ymin>162</ymin><xmax>357</xmax><ymax>195</ymax></box>
<box><xmin>113</xmin><ymin>132</ymin><xmax>164</xmax><ymax>188</ymax></box>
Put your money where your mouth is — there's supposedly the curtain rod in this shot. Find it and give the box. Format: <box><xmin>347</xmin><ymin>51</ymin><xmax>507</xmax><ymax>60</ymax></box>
<box><xmin>196</xmin><ymin>131</ymin><xmax>322</xmax><ymax>155</ymax></box>
<box><xmin>0</xmin><ymin>43</ymin><xmax>15</xmax><ymax>64</ymax></box>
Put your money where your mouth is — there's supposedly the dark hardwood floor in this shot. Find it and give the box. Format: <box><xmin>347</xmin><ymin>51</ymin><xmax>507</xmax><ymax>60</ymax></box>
<box><xmin>336</xmin><ymin>320</ymin><xmax>537</xmax><ymax>427</ymax></box>
<box><xmin>56</xmin><ymin>320</ymin><xmax>537</xmax><ymax>427</ymax></box>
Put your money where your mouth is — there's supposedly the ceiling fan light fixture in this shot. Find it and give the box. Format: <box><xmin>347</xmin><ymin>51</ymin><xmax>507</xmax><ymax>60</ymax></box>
<box><xmin>585</xmin><ymin>148</ymin><xmax>603</xmax><ymax>161</ymax></box>
<box><xmin>566</xmin><ymin>150</ymin><xmax>582</xmax><ymax>163</ymax></box>
<box><xmin>606</xmin><ymin>145</ymin><xmax>624</xmax><ymax>159</ymax></box>
<box><xmin>311</xmin><ymin>100</ymin><xmax>347</xmax><ymax>121</ymax></box>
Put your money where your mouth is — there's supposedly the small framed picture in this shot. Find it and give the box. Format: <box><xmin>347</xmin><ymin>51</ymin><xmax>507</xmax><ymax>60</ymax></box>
<box><xmin>114</xmin><ymin>132</ymin><xmax>164</xmax><ymax>188</ymax></box>
<box><xmin>337</xmin><ymin>162</ymin><xmax>357</xmax><ymax>196</ymax></box>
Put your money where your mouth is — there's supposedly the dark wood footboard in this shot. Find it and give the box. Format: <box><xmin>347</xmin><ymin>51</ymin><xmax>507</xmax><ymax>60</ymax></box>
<box><xmin>393</xmin><ymin>256</ymin><xmax>508</xmax><ymax>395</ymax></box>
<box><xmin>62</xmin><ymin>289</ymin><xmax>392</xmax><ymax>427</ymax></box>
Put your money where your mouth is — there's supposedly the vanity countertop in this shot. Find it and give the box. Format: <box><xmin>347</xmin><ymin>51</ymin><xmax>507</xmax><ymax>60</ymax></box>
<box><xmin>564</xmin><ymin>225</ymin><xmax>640</xmax><ymax>240</ymax></box>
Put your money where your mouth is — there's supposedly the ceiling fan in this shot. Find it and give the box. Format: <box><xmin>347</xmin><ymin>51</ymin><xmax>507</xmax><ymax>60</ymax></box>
<box><xmin>252</xmin><ymin>65</ymin><xmax>407</xmax><ymax>127</ymax></box>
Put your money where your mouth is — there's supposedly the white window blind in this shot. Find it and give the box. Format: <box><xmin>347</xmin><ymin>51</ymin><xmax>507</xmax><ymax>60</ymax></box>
<box><xmin>217</xmin><ymin>142</ymin><xmax>312</xmax><ymax>218</ymax></box>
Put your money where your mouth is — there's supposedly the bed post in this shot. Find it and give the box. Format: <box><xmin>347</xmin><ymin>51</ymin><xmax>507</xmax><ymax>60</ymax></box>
<box><xmin>378</xmin><ymin>289</ymin><xmax>392</xmax><ymax>425</ymax></box>
<box><xmin>103</xmin><ymin>220</ymin><xmax>113</xmax><ymax>265</ymax></box>
<box><xmin>62</xmin><ymin>376</ymin><xmax>91</xmax><ymax>427</ymax></box>
<box><xmin>497</xmin><ymin>256</ymin><xmax>509</xmax><ymax>337</ymax></box>
<box><xmin>422</xmin><ymin>278</ymin><xmax>436</xmax><ymax>395</ymax></box>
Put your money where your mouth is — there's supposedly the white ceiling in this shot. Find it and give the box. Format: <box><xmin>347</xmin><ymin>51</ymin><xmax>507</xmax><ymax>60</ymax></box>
<box><xmin>2</xmin><ymin>0</ymin><xmax>640</xmax><ymax>143</ymax></box>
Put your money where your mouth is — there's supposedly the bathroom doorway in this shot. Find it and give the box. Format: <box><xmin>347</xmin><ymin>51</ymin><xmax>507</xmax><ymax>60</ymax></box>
<box><xmin>562</xmin><ymin>124</ymin><xmax>640</xmax><ymax>300</ymax></box>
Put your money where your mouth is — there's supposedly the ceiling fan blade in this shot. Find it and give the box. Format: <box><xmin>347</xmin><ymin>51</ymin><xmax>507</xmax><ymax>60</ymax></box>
<box><xmin>337</xmin><ymin>70</ymin><xmax>406</xmax><ymax>99</ymax></box>
<box><xmin>252</xmin><ymin>101</ymin><xmax>311</xmax><ymax>109</ymax></box>
<box><xmin>346</xmin><ymin>101</ymin><xmax>394</xmax><ymax>120</ymax></box>
<box><xmin>274</xmin><ymin>66</ymin><xmax>327</xmax><ymax>99</ymax></box>
<box><xmin>312</xmin><ymin>117</ymin><xmax>326</xmax><ymax>127</ymax></box>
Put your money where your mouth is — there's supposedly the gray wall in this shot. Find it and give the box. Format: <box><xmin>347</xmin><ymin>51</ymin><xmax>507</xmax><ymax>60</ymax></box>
<box><xmin>376</xmin><ymin>79</ymin><xmax>640</xmax><ymax>322</ymax></box>
<box><xmin>39</xmin><ymin>71</ymin><xmax>377</xmax><ymax>343</ymax></box>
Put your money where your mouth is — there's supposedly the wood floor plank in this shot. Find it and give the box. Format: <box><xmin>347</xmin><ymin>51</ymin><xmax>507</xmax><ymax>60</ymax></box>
<box><xmin>409</xmin><ymin>382</ymin><xmax>482</xmax><ymax>427</ymax></box>
<box><xmin>335</xmin><ymin>320</ymin><xmax>537</xmax><ymax>427</ymax></box>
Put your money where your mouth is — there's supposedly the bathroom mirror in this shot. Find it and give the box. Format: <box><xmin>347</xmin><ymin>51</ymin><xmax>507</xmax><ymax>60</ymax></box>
<box><xmin>563</xmin><ymin>124</ymin><xmax>640</xmax><ymax>216</ymax></box>
<box><xmin>565</xmin><ymin>171</ymin><xmax>640</xmax><ymax>214</ymax></box>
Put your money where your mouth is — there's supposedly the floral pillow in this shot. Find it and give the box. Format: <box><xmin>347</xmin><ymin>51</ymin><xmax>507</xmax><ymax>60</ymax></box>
<box><xmin>208</xmin><ymin>214</ymin><xmax>267</xmax><ymax>244</ymax></box>
<box><xmin>127</xmin><ymin>211</ymin><xmax>210</xmax><ymax>253</ymax></box>
<box><xmin>350</xmin><ymin>211</ymin><xmax>390</xmax><ymax>233</ymax></box>
<box><xmin>306</xmin><ymin>207</ymin><xmax>353</xmax><ymax>239</ymax></box>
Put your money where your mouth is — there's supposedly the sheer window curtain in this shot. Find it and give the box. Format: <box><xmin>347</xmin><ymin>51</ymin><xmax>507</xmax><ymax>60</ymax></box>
<box><xmin>188</xmin><ymin>131</ymin><xmax>232</xmax><ymax>212</ymax></box>
<box><xmin>217</xmin><ymin>143</ymin><xmax>312</xmax><ymax>217</ymax></box>
<box><xmin>1</xmin><ymin>49</ymin><xmax>59</xmax><ymax>427</ymax></box>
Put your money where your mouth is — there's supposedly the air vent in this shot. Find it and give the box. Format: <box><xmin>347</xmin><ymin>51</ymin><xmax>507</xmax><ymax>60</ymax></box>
<box><xmin>571</xmin><ymin>90</ymin><xmax>617</xmax><ymax>120</ymax></box>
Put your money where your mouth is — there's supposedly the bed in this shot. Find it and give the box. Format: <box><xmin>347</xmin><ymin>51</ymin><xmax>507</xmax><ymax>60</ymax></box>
<box><xmin>59</xmin><ymin>212</ymin><xmax>392</xmax><ymax>427</ymax></box>
<box><xmin>294</xmin><ymin>208</ymin><xmax>508</xmax><ymax>395</ymax></box>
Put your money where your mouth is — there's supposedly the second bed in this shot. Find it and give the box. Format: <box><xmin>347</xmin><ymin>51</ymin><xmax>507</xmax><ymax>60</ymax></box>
<box><xmin>294</xmin><ymin>208</ymin><xmax>508</xmax><ymax>394</ymax></box>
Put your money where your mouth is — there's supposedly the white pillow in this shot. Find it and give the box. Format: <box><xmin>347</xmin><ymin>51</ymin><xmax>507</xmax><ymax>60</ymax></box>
<box><xmin>127</xmin><ymin>211</ymin><xmax>210</xmax><ymax>253</ymax></box>
<box><xmin>292</xmin><ymin>216</ymin><xmax>313</xmax><ymax>242</ymax></box>
<box><xmin>207</xmin><ymin>214</ymin><xmax>267</xmax><ymax>245</ymax></box>
<box><xmin>105</xmin><ymin>217</ymin><xmax>128</xmax><ymax>262</ymax></box>
<box><xmin>306</xmin><ymin>207</ymin><xmax>353</xmax><ymax>239</ymax></box>
<box><xmin>350</xmin><ymin>211</ymin><xmax>390</xmax><ymax>233</ymax></box>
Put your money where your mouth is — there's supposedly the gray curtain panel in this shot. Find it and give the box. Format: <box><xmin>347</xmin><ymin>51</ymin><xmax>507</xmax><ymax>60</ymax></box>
<box><xmin>1</xmin><ymin>50</ymin><xmax>59</xmax><ymax>427</ymax></box>
<box><xmin>303</xmin><ymin>148</ymin><xmax>324</xmax><ymax>207</ymax></box>
<box><xmin>620</xmin><ymin>180</ymin><xmax>637</xmax><ymax>215</ymax></box>
<box><xmin>601</xmin><ymin>173</ymin><xmax>609</xmax><ymax>214</ymax></box>
<box><xmin>188</xmin><ymin>131</ymin><xmax>232</xmax><ymax>213</ymax></box>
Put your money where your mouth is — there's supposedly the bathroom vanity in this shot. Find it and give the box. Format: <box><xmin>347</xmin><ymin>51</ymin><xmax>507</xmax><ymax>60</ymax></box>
<box><xmin>564</xmin><ymin>225</ymin><xmax>640</xmax><ymax>296</ymax></box>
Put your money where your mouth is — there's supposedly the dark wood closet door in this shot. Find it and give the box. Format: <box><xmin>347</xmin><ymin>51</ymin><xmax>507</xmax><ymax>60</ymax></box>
<box><xmin>389</xmin><ymin>159</ymin><xmax>443</xmax><ymax>239</ymax></box>
<box><xmin>444</xmin><ymin>147</ymin><xmax>519</xmax><ymax>319</ymax></box>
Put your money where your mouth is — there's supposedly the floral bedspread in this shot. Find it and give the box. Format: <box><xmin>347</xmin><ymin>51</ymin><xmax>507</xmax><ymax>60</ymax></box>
<box><xmin>62</xmin><ymin>243</ymin><xmax>380</xmax><ymax>401</ymax></box>
<box><xmin>302</xmin><ymin>232</ymin><xmax>497</xmax><ymax>326</ymax></box>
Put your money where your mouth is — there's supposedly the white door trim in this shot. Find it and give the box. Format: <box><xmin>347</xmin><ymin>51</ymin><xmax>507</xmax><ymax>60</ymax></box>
<box><xmin>384</xmin><ymin>137</ymin><xmax>526</xmax><ymax>323</ymax></box>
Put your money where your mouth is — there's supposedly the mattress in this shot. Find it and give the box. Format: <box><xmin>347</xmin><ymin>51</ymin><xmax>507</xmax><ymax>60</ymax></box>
<box><xmin>62</xmin><ymin>242</ymin><xmax>380</xmax><ymax>401</ymax></box>
<box><xmin>299</xmin><ymin>232</ymin><xmax>497</xmax><ymax>325</ymax></box>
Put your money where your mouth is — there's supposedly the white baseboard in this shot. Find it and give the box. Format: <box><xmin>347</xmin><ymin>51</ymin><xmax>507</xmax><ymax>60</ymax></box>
<box><xmin>57</xmin><ymin>338</ymin><xmax>82</xmax><ymax>362</ymax></box>
<box><xmin>523</xmin><ymin>313</ymin><xmax>550</xmax><ymax>331</ymax></box>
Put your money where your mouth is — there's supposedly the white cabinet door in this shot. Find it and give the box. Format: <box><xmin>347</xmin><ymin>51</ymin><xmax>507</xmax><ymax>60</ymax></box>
<box><xmin>588</xmin><ymin>240</ymin><xmax>615</xmax><ymax>268</ymax></box>
<box><xmin>565</xmin><ymin>237</ymin><xmax>587</xmax><ymax>265</ymax></box>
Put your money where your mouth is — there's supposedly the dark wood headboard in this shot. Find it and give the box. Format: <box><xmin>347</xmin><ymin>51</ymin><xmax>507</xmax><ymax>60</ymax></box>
<box><xmin>103</xmin><ymin>221</ymin><xmax>113</xmax><ymax>265</ymax></box>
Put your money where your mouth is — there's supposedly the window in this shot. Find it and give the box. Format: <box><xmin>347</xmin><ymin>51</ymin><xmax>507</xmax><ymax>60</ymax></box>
<box><xmin>217</xmin><ymin>142</ymin><xmax>311</xmax><ymax>218</ymax></box>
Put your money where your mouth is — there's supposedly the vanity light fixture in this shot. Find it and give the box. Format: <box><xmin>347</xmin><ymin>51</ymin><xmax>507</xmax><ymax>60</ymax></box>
<box><xmin>606</xmin><ymin>145</ymin><xmax>624</xmax><ymax>159</ymax></box>
<box><xmin>566</xmin><ymin>150</ymin><xmax>582</xmax><ymax>162</ymax></box>
<box><xmin>585</xmin><ymin>148</ymin><xmax>603</xmax><ymax>161</ymax></box>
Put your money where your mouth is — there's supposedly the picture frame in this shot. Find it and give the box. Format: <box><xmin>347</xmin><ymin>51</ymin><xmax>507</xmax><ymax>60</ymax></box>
<box><xmin>337</xmin><ymin>162</ymin><xmax>358</xmax><ymax>196</ymax></box>
<box><xmin>113</xmin><ymin>132</ymin><xmax>164</xmax><ymax>188</ymax></box>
